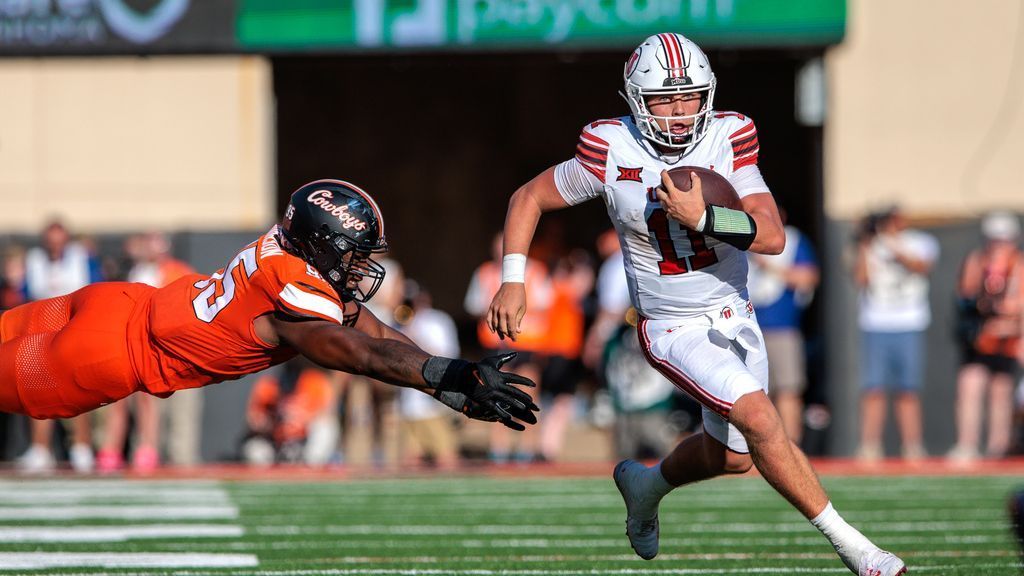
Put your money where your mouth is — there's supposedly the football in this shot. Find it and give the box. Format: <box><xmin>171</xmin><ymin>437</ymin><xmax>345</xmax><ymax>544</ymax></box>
<box><xmin>666</xmin><ymin>166</ymin><xmax>743</xmax><ymax>210</ymax></box>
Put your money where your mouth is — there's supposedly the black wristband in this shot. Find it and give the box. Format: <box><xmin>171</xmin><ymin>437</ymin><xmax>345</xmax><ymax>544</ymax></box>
<box><xmin>701</xmin><ymin>204</ymin><xmax>757</xmax><ymax>251</ymax></box>
<box><xmin>422</xmin><ymin>356</ymin><xmax>471</xmax><ymax>394</ymax></box>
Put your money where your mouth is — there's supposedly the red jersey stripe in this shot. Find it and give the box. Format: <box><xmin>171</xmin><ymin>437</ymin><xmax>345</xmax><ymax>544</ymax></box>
<box><xmin>579</xmin><ymin>131</ymin><xmax>610</xmax><ymax>150</ymax></box>
<box><xmin>729</xmin><ymin>123</ymin><xmax>756</xmax><ymax>142</ymax></box>
<box><xmin>577</xmin><ymin>159</ymin><xmax>605</xmax><ymax>182</ymax></box>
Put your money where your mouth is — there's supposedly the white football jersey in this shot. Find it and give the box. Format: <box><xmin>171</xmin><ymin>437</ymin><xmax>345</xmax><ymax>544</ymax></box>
<box><xmin>555</xmin><ymin>113</ymin><xmax>771</xmax><ymax>319</ymax></box>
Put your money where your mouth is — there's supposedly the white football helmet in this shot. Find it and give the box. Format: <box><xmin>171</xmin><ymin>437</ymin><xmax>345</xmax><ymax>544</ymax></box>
<box><xmin>622</xmin><ymin>33</ymin><xmax>717</xmax><ymax>152</ymax></box>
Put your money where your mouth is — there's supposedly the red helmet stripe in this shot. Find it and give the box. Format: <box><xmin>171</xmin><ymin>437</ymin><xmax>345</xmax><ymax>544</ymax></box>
<box><xmin>667</xmin><ymin>33</ymin><xmax>685</xmax><ymax>78</ymax></box>
<box><xmin>657</xmin><ymin>33</ymin><xmax>678</xmax><ymax>76</ymax></box>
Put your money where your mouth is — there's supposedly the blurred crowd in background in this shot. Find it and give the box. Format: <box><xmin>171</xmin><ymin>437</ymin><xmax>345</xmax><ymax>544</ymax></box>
<box><xmin>0</xmin><ymin>207</ymin><xmax>1022</xmax><ymax>474</ymax></box>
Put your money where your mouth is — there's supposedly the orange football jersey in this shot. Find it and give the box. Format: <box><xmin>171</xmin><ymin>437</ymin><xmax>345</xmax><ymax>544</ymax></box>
<box><xmin>128</xmin><ymin>226</ymin><xmax>354</xmax><ymax>396</ymax></box>
<box><xmin>467</xmin><ymin>259</ymin><xmax>551</xmax><ymax>351</ymax></box>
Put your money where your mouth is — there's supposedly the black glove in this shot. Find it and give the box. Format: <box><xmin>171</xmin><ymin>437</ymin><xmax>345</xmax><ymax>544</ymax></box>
<box><xmin>433</xmin><ymin>391</ymin><xmax>501</xmax><ymax>422</ymax></box>
<box><xmin>423</xmin><ymin>352</ymin><xmax>539</xmax><ymax>431</ymax></box>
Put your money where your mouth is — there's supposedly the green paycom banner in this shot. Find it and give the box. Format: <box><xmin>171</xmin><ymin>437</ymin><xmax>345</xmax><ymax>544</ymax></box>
<box><xmin>238</xmin><ymin>0</ymin><xmax>845</xmax><ymax>50</ymax></box>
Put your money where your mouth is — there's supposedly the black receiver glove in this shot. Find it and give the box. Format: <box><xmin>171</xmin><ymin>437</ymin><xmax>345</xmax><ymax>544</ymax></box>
<box><xmin>423</xmin><ymin>352</ymin><xmax>539</xmax><ymax>431</ymax></box>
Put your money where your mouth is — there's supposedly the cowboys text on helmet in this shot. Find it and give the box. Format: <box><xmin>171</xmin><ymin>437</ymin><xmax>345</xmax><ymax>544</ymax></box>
<box><xmin>307</xmin><ymin>189</ymin><xmax>370</xmax><ymax>232</ymax></box>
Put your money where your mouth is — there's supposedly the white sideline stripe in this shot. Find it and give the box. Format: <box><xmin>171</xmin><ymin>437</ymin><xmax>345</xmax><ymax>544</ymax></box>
<box><xmin>0</xmin><ymin>524</ymin><xmax>243</xmax><ymax>542</ymax></box>
<box><xmin>0</xmin><ymin>553</ymin><xmax>257</xmax><ymax>569</ymax></box>
<box><xmin>0</xmin><ymin>505</ymin><xmax>237</xmax><ymax>520</ymax></box>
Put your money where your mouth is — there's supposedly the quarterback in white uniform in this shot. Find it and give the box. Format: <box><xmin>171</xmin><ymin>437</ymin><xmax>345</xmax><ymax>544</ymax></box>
<box><xmin>487</xmin><ymin>33</ymin><xmax>907</xmax><ymax>576</ymax></box>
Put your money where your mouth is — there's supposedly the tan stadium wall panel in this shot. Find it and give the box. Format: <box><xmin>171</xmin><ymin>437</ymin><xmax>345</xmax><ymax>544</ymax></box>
<box><xmin>825</xmin><ymin>0</ymin><xmax>1024</xmax><ymax>219</ymax></box>
<box><xmin>0</xmin><ymin>56</ymin><xmax>273</xmax><ymax>233</ymax></box>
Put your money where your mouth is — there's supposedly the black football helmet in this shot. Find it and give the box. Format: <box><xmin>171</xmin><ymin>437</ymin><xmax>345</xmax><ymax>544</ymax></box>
<box><xmin>278</xmin><ymin>179</ymin><xmax>388</xmax><ymax>303</ymax></box>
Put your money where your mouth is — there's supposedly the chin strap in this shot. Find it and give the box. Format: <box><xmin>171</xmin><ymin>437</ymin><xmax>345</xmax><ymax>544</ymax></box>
<box><xmin>699</xmin><ymin>204</ymin><xmax>757</xmax><ymax>251</ymax></box>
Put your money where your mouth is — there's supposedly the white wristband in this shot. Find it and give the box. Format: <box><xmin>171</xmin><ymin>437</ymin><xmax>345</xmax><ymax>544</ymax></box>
<box><xmin>502</xmin><ymin>254</ymin><xmax>527</xmax><ymax>283</ymax></box>
<box><xmin>695</xmin><ymin>209</ymin><xmax>708</xmax><ymax>232</ymax></box>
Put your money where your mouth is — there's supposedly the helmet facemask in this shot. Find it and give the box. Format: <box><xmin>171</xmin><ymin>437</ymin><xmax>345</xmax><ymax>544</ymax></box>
<box><xmin>623</xmin><ymin>79</ymin><xmax>716</xmax><ymax>152</ymax></box>
<box><xmin>283</xmin><ymin>226</ymin><xmax>388</xmax><ymax>303</ymax></box>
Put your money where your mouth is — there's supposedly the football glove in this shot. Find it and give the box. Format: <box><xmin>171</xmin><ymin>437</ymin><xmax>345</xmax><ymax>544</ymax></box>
<box><xmin>423</xmin><ymin>352</ymin><xmax>539</xmax><ymax>431</ymax></box>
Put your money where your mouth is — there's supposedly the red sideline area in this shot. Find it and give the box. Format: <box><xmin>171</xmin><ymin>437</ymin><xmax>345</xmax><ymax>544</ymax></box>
<box><xmin>3</xmin><ymin>457</ymin><xmax>1024</xmax><ymax>481</ymax></box>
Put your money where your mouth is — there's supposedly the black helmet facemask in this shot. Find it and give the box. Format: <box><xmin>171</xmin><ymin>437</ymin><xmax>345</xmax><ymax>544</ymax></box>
<box><xmin>305</xmin><ymin>229</ymin><xmax>387</xmax><ymax>303</ymax></box>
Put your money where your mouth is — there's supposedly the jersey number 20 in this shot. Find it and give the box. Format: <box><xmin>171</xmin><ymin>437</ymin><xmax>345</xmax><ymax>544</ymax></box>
<box><xmin>647</xmin><ymin>208</ymin><xmax>718</xmax><ymax>275</ymax></box>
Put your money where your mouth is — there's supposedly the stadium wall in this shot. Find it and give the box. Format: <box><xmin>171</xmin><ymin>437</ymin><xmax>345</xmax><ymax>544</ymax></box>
<box><xmin>0</xmin><ymin>56</ymin><xmax>274</xmax><ymax>233</ymax></box>
<box><xmin>824</xmin><ymin>0</ymin><xmax>1024</xmax><ymax>219</ymax></box>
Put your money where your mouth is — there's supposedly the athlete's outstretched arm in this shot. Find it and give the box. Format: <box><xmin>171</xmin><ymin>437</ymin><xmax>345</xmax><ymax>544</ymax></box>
<box><xmin>271</xmin><ymin>314</ymin><xmax>429</xmax><ymax>387</ymax></box>
<box><xmin>345</xmin><ymin>302</ymin><xmax>419</xmax><ymax>348</ymax></box>
<box><xmin>269</xmin><ymin>315</ymin><xmax>539</xmax><ymax>430</ymax></box>
<box><xmin>488</xmin><ymin>166</ymin><xmax>571</xmax><ymax>340</ymax></box>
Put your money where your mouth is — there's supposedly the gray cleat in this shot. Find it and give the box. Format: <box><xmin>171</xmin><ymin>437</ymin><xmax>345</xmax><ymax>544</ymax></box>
<box><xmin>613</xmin><ymin>459</ymin><xmax>660</xmax><ymax>560</ymax></box>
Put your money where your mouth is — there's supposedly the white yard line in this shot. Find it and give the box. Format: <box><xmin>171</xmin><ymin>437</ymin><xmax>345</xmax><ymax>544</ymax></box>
<box><xmin>0</xmin><ymin>480</ymin><xmax>222</xmax><ymax>489</ymax></box>
<box><xmin>0</xmin><ymin>553</ymin><xmax>257</xmax><ymax>569</ymax></box>
<box><xmin>0</xmin><ymin>505</ymin><xmax>238</xmax><ymax>520</ymax></box>
<box><xmin>250</xmin><ymin>519</ymin><xmax>1008</xmax><ymax>536</ymax></box>
<box><xmin>0</xmin><ymin>524</ymin><xmax>243</xmax><ymax>542</ymax></box>
<box><xmin>191</xmin><ymin>562</ymin><xmax>1024</xmax><ymax>575</ymax></box>
<box><xmin>0</xmin><ymin>489</ymin><xmax>230</xmax><ymax>505</ymax></box>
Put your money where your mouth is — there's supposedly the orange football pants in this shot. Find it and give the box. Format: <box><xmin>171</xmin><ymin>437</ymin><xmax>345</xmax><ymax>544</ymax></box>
<box><xmin>0</xmin><ymin>283</ymin><xmax>154</xmax><ymax>419</ymax></box>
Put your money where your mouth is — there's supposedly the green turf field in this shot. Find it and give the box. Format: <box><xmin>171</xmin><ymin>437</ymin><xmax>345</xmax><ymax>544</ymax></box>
<box><xmin>0</xmin><ymin>474</ymin><xmax>1019</xmax><ymax>575</ymax></box>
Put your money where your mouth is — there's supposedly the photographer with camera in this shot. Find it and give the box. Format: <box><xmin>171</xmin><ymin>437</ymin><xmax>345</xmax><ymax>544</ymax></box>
<box><xmin>948</xmin><ymin>212</ymin><xmax>1023</xmax><ymax>462</ymax></box>
<box><xmin>853</xmin><ymin>206</ymin><xmax>939</xmax><ymax>461</ymax></box>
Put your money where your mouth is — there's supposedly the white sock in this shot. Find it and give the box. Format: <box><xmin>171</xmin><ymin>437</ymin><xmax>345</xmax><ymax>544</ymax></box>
<box><xmin>811</xmin><ymin>502</ymin><xmax>875</xmax><ymax>571</ymax></box>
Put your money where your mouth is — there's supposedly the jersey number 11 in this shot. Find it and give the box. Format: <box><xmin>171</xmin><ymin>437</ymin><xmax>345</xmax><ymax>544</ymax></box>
<box><xmin>647</xmin><ymin>208</ymin><xmax>718</xmax><ymax>275</ymax></box>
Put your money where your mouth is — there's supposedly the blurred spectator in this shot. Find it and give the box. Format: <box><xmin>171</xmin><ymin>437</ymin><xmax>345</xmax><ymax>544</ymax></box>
<box><xmin>582</xmin><ymin>230</ymin><xmax>632</xmax><ymax>370</ymax></box>
<box><xmin>0</xmin><ymin>246</ymin><xmax>28</xmax><ymax>311</ymax></box>
<box><xmin>19</xmin><ymin>220</ymin><xmax>98</xmax><ymax>473</ymax></box>
<box><xmin>0</xmin><ymin>246</ymin><xmax>28</xmax><ymax>460</ymax></box>
<box><xmin>853</xmin><ymin>207</ymin><xmax>938</xmax><ymax>461</ymax></box>
<box><xmin>465</xmin><ymin>233</ymin><xmax>551</xmax><ymax>463</ymax></box>
<box><xmin>949</xmin><ymin>212</ymin><xmax>1023</xmax><ymax>462</ymax></box>
<box><xmin>97</xmin><ymin>232</ymin><xmax>196</xmax><ymax>473</ymax></box>
<box><xmin>350</xmin><ymin>258</ymin><xmax>403</xmax><ymax>467</ymax></box>
<box><xmin>242</xmin><ymin>357</ymin><xmax>339</xmax><ymax>466</ymax></box>
<box><xmin>581</xmin><ymin>229</ymin><xmax>634</xmax><ymax>431</ymax></box>
<box><xmin>603</xmin><ymin>315</ymin><xmax>681</xmax><ymax>460</ymax></box>
<box><xmin>396</xmin><ymin>278</ymin><xmax>461</xmax><ymax>470</ymax></box>
<box><xmin>747</xmin><ymin>212</ymin><xmax>819</xmax><ymax>444</ymax></box>
<box><xmin>538</xmin><ymin>249</ymin><xmax>593</xmax><ymax>462</ymax></box>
